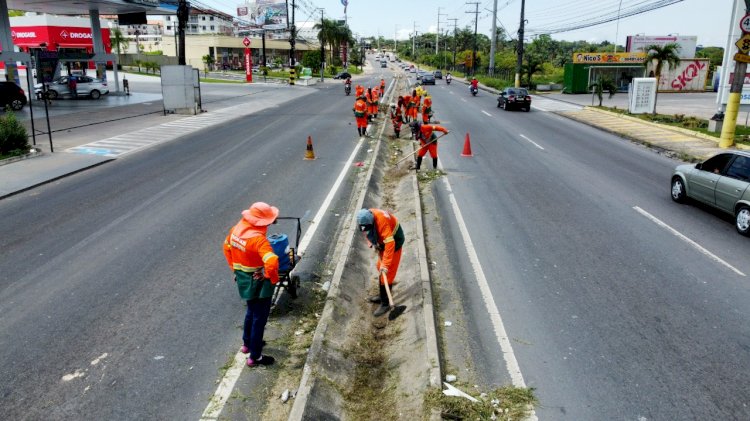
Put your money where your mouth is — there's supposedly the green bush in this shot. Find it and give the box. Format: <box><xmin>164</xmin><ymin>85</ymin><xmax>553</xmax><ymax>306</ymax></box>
<box><xmin>0</xmin><ymin>109</ymin><xmax>30</xmax><ymax>157</ymax></box>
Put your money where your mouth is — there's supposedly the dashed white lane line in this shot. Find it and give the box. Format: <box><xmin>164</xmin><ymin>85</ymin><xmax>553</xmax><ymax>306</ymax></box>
<box><xmin>633</xmin><ymin>206</ymin><xmax>746</xmax><ymax>276</ymax></box>
<box><xmin>481</xmin><ymin>110</ymin><xmax>492</xmax><ymax>117</ymax></box>
<box><xmin>519</xmin><ymin>133</ymin><xmax>544</xmax><ymax>150</ymax></box>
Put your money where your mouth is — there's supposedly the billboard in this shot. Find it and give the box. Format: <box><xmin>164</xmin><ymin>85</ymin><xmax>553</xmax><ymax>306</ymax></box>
<box><xmin>245</xmin><ymin>0</ymin><xmax>288</xmax><ymax>30</ymax></box>
<box><xmin>626</xmin><ymin>35</ymin><xmax>697</xmax><ymax>59</ymax></box>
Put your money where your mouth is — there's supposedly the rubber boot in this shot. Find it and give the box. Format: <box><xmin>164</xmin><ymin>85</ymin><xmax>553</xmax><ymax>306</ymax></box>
<box><xmin>433</xmin><ymin>157</ymin><xmax>438</xmax><ymax>169</ymax></box>
<box><xmin>415</xmin><ymin>156</ymin><xmax>422</xmax><ymax>170</ymax></box>
<box><xmin>368</xmin><ymin>284</ymin><xmax>386</xmax><ymax>303</ymax></box>
<box><xmin>373</xmin><ymin>284</ymin><xmax>390</xmax><ymax>317</ymax></box>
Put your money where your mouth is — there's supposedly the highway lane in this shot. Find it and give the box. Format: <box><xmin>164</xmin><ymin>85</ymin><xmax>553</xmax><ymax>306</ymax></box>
<box><xmin>417</xmin><ymin>76</ymin><xmax>750</xmax><ymax>419</ymax></box>
<box><xmin>0</xmin><ymin>66</ymin><xmax>394</xmax><ymax>419</ymax></box>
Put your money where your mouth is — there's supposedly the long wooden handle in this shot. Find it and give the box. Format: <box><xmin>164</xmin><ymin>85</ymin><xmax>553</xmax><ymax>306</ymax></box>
<box><xmin>381</xmin><ymin>272</ymin><xmax>394</xmax><ymax>307</ymax></box>
<box><xmin>394</xmin><ymin>132</ymin><xmax>449</xmax><ymax>166</ymax></box>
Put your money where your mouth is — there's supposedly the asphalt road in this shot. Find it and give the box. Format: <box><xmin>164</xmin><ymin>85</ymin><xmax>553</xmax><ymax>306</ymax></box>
<box><xmin>416</xmin><ymin>74</ymin><xmax>750</xmax><ymax>419</ymax></box>
<box><xmin>0</xmin><ymin>66</ymin><xmax>393</xmax><ymax>419</ymax></box>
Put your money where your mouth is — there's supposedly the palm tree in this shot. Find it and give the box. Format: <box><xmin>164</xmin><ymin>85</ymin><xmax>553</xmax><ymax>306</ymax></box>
<box><xmin>110</xmin><ymin>28</ymin><xmax>129</xmax><ymax>55</ymax></box>
<box><xmin>642</xmin><ymin>43</ymin><xmax>681</xmax><ymax>114</ymax></box>
<box><xmin>588</xmin><ymin>76</ymin><xmax>617</xmax><ymax>106</ymax></box>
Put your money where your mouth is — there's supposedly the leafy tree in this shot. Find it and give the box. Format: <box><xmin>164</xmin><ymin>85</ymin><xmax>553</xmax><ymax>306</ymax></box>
<box><xmin>202</xmin><ymin>54</ymin><xmax>215</xmax><ymax>76</ymax></box>
<box><xmin>301</xmin><ymin>50</ymin><xmax>322</xmax><ymax>72</ymax></box>
<box><xmin>0</xmin><ymin>110</ymin><xmax>29</xmax><ymax>156</ymax></box>
<box><xmin>8</xmin><ymin>10</ymin><xmax>24</xmax><ymax>17</ymax></box>
<box><xmin>110</xmin><ymin>28</ymin><xmax>129</xmax><ymax>55</ymax></box>
<box><xmin>643</xmin><ymin>43</ymin><xmax>681</xmax><ymax>113</ymax></box>
<box><xmin>696</xmin><ymin>46</ymin><xmax>724</xmax><ymax>70</ymax></box>
<box><xmin>589</xmin><ymin>77</ymin><xmax>617</xmax><ymax>106</ymax></box>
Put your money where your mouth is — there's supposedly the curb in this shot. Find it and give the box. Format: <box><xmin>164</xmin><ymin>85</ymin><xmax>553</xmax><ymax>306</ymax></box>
<box><xmin>0</xmin><ymin>147</ymin><xmax>42</xmax><ymax>167</ymax></box>
<box><xmin>0</xmin><ymin>157</ymin><xmax>115</xmax><ymax>201</ymax></box>
<box><xmin>583</xmin><ymin>106</ymin><xmax>725</xmax><ymax>143</ymax></box>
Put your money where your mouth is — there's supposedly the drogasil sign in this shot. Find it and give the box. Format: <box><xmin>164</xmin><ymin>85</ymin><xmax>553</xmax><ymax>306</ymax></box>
<box><xmin>60</xmin><ymin>30</ymin><xmax>92</xmax><ymax>40</ymax></box>
<box><xmin>11</xmin><ymin>31</ymin><xmax>38</xmax><ymax>39</ymax></box>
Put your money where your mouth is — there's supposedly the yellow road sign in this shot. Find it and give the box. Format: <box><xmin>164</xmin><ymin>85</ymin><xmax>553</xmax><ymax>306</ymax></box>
<box><xmin>734</xmin><ymin>52</ymin><xmax>750</xmax><ymax>63</ymax></box>
<box><xmin>736</xmin><ymin>34</ymin><xmax>750</xmax><ymax>54</ymax></box>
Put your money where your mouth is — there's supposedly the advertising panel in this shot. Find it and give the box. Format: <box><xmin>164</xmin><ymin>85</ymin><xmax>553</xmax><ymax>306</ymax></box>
<box><xmin>250</xmin><ymin>0</ymin><xmax>288</xmax><ymax>30</ymax></box>
<box><xmin>572</xmin><ymin>52</ymin><xmax>646</xmax><ymax>64</ymax></box>
<box><xmin>629</xmin><ymin>78</ymin><xmax>657</xmax><ymax>114</ymax></box>
<box><xmin>657</xmin><ymin>59</ymin><xmax>709</xmax><ymax>92</ymax></box>
<box><xmin>626</xmin><ymin>35</ymin><xmax>697</xmax><ymax>59</ymax></box>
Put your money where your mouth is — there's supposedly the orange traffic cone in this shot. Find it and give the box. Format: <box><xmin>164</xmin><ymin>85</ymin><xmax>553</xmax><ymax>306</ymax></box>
<box><xmin>461</xmin><ymin>132</ymin><xmax>473</xmax><ymax>157</ymax></box>
<box><xmin>304</xmin><ymin>135</ymin><xmax>316</xmax><ymax>160</ymax></box>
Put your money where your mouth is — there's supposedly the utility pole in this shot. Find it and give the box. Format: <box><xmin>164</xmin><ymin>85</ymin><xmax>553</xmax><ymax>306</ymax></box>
<box><xmin>489</xmin><ymin>0</ymin><xmax>498</xmax><ymax>76</ymax></box>
<box><xmin>287</xmin><ymin>0</ymin><xmax>296</xmax><ymax>67</ymax></box>
<box><xmin>448</xmin><ymin>18</ymin><xmax>458</xmax><ymax>71</ymax></box>
<box><xmin>720</xmin><ymin>0</ymin><xmax>750</xmax><ymax>147</ymax></box>
<box><xmin>395</xmin><ymin>24</ymin><xmax>398</xmax><ymax>53</ymax></box>
<box><xmin>436</xmin><ymin>8</ymin><xmax>447</xmax><ymax>55</ymax></box>
<box><xmin>412</xmin><ymin>21</ymin><xmax>417</xmax><ymax>57</ymax></box>
<box><xmin>467</xmin><ymin>2</ymin><xmax>480</xmax><ymax>76</ymax></box>
<box><xmin>515</xmin><ymin>0</ymin><xmax>526</xmax><ymax>88</ymax></box>
<box><xmin>177</xmin><ymin>0</ymin><xmax>189</xmax><ymax>65</ymax></box>
<box><xmin>319</xmin><ymin>8</ymin><xmax>325</xmax><ymax>82</ymax></box>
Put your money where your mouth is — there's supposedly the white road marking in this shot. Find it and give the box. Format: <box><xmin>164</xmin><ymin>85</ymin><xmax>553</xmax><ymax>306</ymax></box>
<box><xmin>481</xmin><ymin>110</ymin><xmax>492</xmax><ymax>117</ymax></box>
<box><xmin>633</xmin><ymin>206</ymin><xmax>746</xmax><ymax>276</ymax></box>
<box><xmin>519</xmin><ymin>134</ymin><xmax>545</xmax><ymax>150</ymax></box>
<box><xmin>532</xmin><ymin>105</ymin><xmax>548</xmax><ymax>111</ymax></box>
<box><xmin>461</xmin><ymin>98</ymin><xmax>467</xmax><ymax>102</ymax></box>
<box><xmin>440</xmin><ymin>171</ymin><xmax>537</xmax><ymax>420</ymax></box>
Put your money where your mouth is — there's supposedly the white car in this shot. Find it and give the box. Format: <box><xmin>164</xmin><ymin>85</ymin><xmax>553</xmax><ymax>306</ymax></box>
<box><xmin>34</xmin><ymin>75</ymin><xmax>109</xmax><ymax>100</ymax></box>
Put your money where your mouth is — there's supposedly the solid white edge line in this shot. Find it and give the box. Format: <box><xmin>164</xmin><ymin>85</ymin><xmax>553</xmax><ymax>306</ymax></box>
<box><xmin>481</xmin><ymin>110</ymin><xmax>492</xmax><ymax>117</ymax></box>
<box><xmin>519</xmin><ymin>133</ymin><xmax>545</xmax><ymax>150</ymax></box>
<box><xmin>532</xmin><ymin>105</ymin><xmax>548</xmax><ymax>111</ymax></box>
<box><xmin>633</xmin><ymin>206</ymin><xmax>746</xmax><ymax>277</ymax></box>
<box><xmin>200</xmin><ymin>136</ymin><xmax>365</xmax><ymax>420</ymax></box>
<box><xmin>199</xmin><ymin>352</ymin><xmax>248</xmax><ymax>421</ymax></box>
<box><xmin>440</xmin><ymin>173</ymin><xmax>537</xmax><ymax>421</ymax></box>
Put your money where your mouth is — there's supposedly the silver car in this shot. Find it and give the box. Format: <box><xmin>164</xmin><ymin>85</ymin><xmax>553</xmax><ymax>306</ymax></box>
<box><xmin>34</xmin><ymin>75</ymin><xmax>109</xmax><ymax>100</ymax></box>
<box><xmin>671</xmin><ymin>151</ymin><xmax>750</xmax><ymax>235</ymax></box>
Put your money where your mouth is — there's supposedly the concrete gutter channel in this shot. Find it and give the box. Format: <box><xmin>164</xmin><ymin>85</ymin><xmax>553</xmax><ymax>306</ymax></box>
<box><xmin>288</xmin><ymin>75</ymin><xmax>442</xmax><ymax>420</ymax></box>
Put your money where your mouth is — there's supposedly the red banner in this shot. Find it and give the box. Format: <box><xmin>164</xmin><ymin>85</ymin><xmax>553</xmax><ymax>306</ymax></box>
<box><xmin>245</xmin><ymin>47</ymin><xmax>252</xmax><ymax>83</ymax></box>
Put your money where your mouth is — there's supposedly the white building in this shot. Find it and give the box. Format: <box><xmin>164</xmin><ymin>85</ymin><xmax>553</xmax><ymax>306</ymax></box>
<box><xmin>162</xmin><ymin>6</ymin><xmax>233</xmax><ymax>36</ymax></box>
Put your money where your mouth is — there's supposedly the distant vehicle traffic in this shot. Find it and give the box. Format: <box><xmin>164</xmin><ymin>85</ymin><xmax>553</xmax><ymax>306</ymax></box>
<box><xmin>434</xmin><ymin>70</ymin><xmax>442</xmax><ymax>79</ymax></box>
<box><xmin>0</xmin><ymin>82</ymin><xmax>27</xmax><ymax>111</ymax></box>
<box><xmin>497</xmin><ymin>87</ymin><xmax>532</xmax><ymax>111</ymax></box>
<box><xmin>380</xmin><ymin>61</ymin><xmax>387</xmax><ymax>68</ymax></box>
<box><xmin>420</xmin><ymin>73</ymin><xmax>435</xmax><ymax>85</ymax></box>
<box><xmin>333</xmin><ymin>71</ymin><xmax>352</xmax><ymax>80</ymax></box>
<box><xmin>672</xmin><ymin>151</ymin><xmax>750</xmax><ymax>236</ymax></box>
<box><xmin>34</xmin><ymin>75</ymin><xmax>108</xmax><ymax>100</ymax></box>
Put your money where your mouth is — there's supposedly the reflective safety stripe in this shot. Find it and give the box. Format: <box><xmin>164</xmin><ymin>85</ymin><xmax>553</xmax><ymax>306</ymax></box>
<box><xmin>383</xmin><ymin>221</ymin><xmax>400</xmax><ymax>243</ymax></box>
<box><xmin>262</xmin><ymin>252</ymin><xmax>277</xmax><ymax>263</ymax></box>
<box><xmin>233</xmin><ymin>263</ymin><xmax>261</xmax><ymax>272</ymax></box>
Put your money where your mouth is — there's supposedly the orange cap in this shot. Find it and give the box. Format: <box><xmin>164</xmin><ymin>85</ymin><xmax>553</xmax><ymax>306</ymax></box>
<box><xmin>242</xmin><ymin>202</ymin><xmax>279</xmax><ymax>226</ymax></box>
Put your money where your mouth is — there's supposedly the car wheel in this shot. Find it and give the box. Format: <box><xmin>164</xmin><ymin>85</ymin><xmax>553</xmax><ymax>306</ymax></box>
<box><xmin>48</xmin><ymin>90</ymin><xmax>59</xmax><ymax>99</ymax></box>
<box><xmin>736</xmin><ymin>206</ymin><xmax>750</xmax><ymax>236</ymax></box>
<box><xmin>503</xmin><ymin>102</ymin><xmax>509</xmax><ymax>111</ymax></box>
<box><xmin>90</xmin><ymin>90</ymin><xmax>101</xmax><ymax>99</ymax></box>
<box><xmin>524</xmin><ymin>106</ymin><xmax>531</xmax><ymax>112</ymax></box>
<box><xmin>497</xmin><ymin>101</ymin><xmax>501</xmax><ymax>108</ymax></box>
<box><xmin>671</xmin><ymin>177</ymin><xmax>687</xmax><ymax>203</ymax></box>
<box><xmin>10</xmin><ymin>98</ymin><xmax>24</xmax><ymax>110</ymax></box>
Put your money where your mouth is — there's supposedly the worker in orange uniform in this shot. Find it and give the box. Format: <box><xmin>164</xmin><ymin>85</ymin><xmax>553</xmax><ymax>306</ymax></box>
<box><xmin>390</xmin><ymin>98</ymin><xmax>404</xmax><ymax>139</ymax></box>
<box><xmin>223</xmin><ymin>202</ymin><xmax>280</xmax><ymax>367</ymax></box>
<box><xmin>422</xmin><ymin>96</ymin><xmax>433</xmax><ymax>123</ymax></box>
<box><xmin>370</xmin><ymin>87</ymin><xmax>380</xmax><ymax>119</ymax></box>
<box><xmin>380</xmin><ymin>78</ymin><xmax>386</xmax><ymax>97</ymax></box>
<box><xmin>410</xmin><ymin>121</ymin><xmax>449</xmax><ymax>170</ymax></box>
<box><xmin>357</xmin><ymin>208</ymin><xmax>405</xmax><ymax>317</ymax></box>
<box><xmin>402</xmin><ymin>92</ymin><xmax>412</xmax><ymax>123</ymax></box>
<box><xmin>353</xmin><ymin>93</ymin><xmax>369</xmax><ymax>137</ymax></box>
<box><xmin>409</xmin><ymin>89</ymin><xmax>420</xmax><ymax>121</ymax></box>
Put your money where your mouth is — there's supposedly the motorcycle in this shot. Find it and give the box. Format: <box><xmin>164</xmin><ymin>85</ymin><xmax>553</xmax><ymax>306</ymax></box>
<box><xmin>470</xmin><ymin>85</ymin><xmax>478</xmax><ymax>96</ymax></box>
<box><xmin>345</xmin><ymin>83</ymin><xmax>351</xmax><ymax>96</ymax></box>
<box><xmin>446</xmin><ymin>76</ymin><xmax>452</xmax><ymax>85</ymax></box>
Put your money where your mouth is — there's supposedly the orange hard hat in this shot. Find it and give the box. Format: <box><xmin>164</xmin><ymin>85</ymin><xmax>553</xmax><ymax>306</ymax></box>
<box><xmin>242</xmin><ymin>202</ymin><xmax>279</xmax><ymax>226</ymax></box>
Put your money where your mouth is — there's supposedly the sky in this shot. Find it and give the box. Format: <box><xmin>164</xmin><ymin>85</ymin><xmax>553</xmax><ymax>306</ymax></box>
<box><xmin>201</xmin><ymin>0</ymin><xmax>734</xmax><ymax>49</ymax></box>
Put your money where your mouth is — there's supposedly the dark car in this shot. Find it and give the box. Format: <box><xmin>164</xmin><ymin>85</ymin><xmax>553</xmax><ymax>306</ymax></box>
<box><xmin>421</xmin><ymin>73</ymin><xmax>436</xmax><ymax>85</ymax></box>
<box><xmin>0</xmin><ymin>82</ymin><xmax>27</xmax><ymax>111</ymax></box>
<box><xmin>434</xmin><ymin>70</ymin><xmax>442</xmax><ymax>79</ymax></box>
<box><xmin>497</xmin><ymin>87</ymin><xmax>532</xmax><ymax>111</ymax></box>
<box><xmin>672</xmin><ymin>151</ymin><xmax>750</xmax><ymax>236</ymax></box>
<box><xmin>333</xmin><ymin>71</ymin><xmax>352</xmax><ymax>80</ymax></box>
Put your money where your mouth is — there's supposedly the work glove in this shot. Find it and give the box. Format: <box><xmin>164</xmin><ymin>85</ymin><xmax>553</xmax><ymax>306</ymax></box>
<box><xmin>380</xmin><ymin>267</ymin><xmax>389</xmax><ymax>275</ymax></box>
